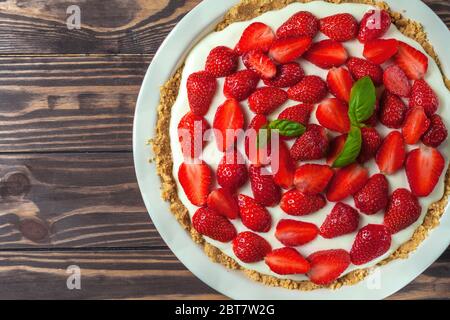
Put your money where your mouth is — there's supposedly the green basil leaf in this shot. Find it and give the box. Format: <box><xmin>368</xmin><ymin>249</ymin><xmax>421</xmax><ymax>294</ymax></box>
<box><xmin>349</xmin><ymin>76</ymin><xmax>376</xmax><ymax>125</ymax></box>
<box><xmin>333</xmin><ymin>126</ymin><xmax>362</xmax><ymax>168</ymax></box>
<box><xmin>268</xmin><ymin>119</ymin><xmax>305</xmax><ymax>137</ymax></box>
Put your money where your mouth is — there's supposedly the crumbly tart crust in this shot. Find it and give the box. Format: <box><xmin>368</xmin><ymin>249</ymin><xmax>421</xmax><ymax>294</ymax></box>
<box><xmin>153</xmin><ymin>0</ymin><xmax>450</xmax><ymax>291</ymax></box>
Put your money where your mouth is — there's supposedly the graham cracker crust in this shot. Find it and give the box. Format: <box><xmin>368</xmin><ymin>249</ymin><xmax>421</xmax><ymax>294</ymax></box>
<box><xmin>152</xmin><ymin>0</ymin><xmax>450</xmax><ymax>291</ymax></box>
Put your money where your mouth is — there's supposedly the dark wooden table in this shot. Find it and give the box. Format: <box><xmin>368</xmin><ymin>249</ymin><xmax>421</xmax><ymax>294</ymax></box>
<box><xmin>0</xmin><ymin>0</ymin><xmax>448</xmax><ymax>300</ymax></box>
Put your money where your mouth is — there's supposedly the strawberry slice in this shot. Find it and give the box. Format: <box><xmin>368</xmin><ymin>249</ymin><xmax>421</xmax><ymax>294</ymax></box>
<box><xmin>192</xmin><ymin>207</ymin><xmax>236</xmax><ymax>242</ymax></box>
<box><xmin>307</xmin><ymin>249</ymin><xmax>351</xmax><ymax>285</ymax></box>
<box><xmin>213</xmin><ymin>98</ymin><xmax>245</xmax><ymax>152</ymax></box>
<box><xmin>272</xmin><ymin>141</ymin><xmax>296</xmax><ymax>189</ymax></box>
<box><xmin>216</xmin><ymin>151</ymin><xmax>248</xmax><ymax>192</ymax></box>
<box><xmin>269</xmin><ymin>36</ymin><xmax>312</xmax><ymax>64</ymax></box>
<box><xmin>409</xmin><ymin>79</ymin><xmax>439</xmax><ymax>116</ymax></box>
<box><xmin>235</xmin><ymin>22</ymin><xmax>275</xmax><ymax>54</ymax></box>
<box><xmin>326</xmin><ymin>164</ymin><xmax>369</xmax><ymax>202</ymax></box>
<box><xmin>277</xmin><ymin>11</ymin><xmax>319</xmax><ymax>39</ymax></box>
<box><xmin>350</xmin><ymin>224</ymin><xmax>391</xmax><ymax>265</ymax></box>
<box><xmin>353</xmin><ymin>174</ymin><xmax>389</xmax><ymax>215</ymax></box>
<box><xmin>406</xmin><ymin>146</ymin><xmax>445</xmax><ymax>197</ymax></box>
<box><xmin>288</xmin><ymin>75</ymin><xmax>328</xmax><ymax>104</ymax></box>
<box><xmin>207</xmin><ymin>188</ymin><xmax>240</xmax><ymax>220</ymax></box>
<box><xmin>178</xmin><ymin>161</ymin><xmax>212</xmax><ymax>206</ymax></box>
<box><xmin>249</xmin><ymin>165</ymin><xmax>281</xmax><ymax>207</ymax></box>
<box><xmin>263</xmin><ymin>62</ymin><xmax>305</xmax><ymax>88</ymax></box>
<box><xmin>402</xmin><ymin>107</ymin><xmax>431</xmax><ymax>145</ymax></box>
<box><xmin>290</xmin><ymin>124</ymin><xmax>329</xmax><ymax>161</ymax></box>
<box><xmin>422</xmin><ymin>114</ymin><xmax>448</xmax><ymax>147</ymax></box>
<box><xmin>177</xmin><ymin>112</ymin><xmax>210</xmax><ymax>158</ymax></box>
<box><xmin>395</xmin><ymin>41</ymin><xmax>428</xmax><ymax>80</ymax></box>
<box><xmin>294</xmin><ymin>164</ymin><xmax>334</xmax><ymax>195</ymax></box>
<box><xmin>304</xmin><ymin>40</ymin><xmax>349</xmax><ymax>69</ymax></box>
<box><xmin>327</xmin><ymin>134</ymin><xmax>347</xmax><ymax>165</ymax></box>
<box><xmin>275</xmin><ymin>219</ymin><xmax>319</xmax><ymax>247</ymax></box>
<box><xmin>224</xmin><ymin>70</ymin><xmax>260</xmax><ymax>101</ymax></box>
<box><xmin>243</xmin><ymin>50</ymin><xmax>277</xmax><ymax>79</ymax></box>
<box><xmin>316</xmin><ymin>98</ymin><xmax>351</xmax><ymax>133</ymax></box>
<box><xmin>384</xmin><ymin>188</ymin><xmax>421</xmax><ymax>233</ymax></box>
<box><xmin>363</xmin><ymin>39</ymin><xmax>398</xmax><ymax>65</ymax></box>
<box><xmin>238</xmin><ymin>194</ymin><xmax>272</xmax><ymax>233</ymax></box>
<box><xmin>320</xmin><ymin>202</ymin><xmax>360</xmax><ymax>238</ymax></box>
<box><xmin>326</xmin><ymin>67</ymin><xmax>354</xmax><ymax>103</ymax></box>
<box><xmin>357</xmin><ymin>10</ymin><xmax>391</xmax><ymax>43</ymax></box>
<box><xmin>187</xmin><ymin>71</ymin><xmax>217</xmax><ymax>116</ymax></box>
<box><xmin>233</xmin><ymin>231</ymin><xmax>272</xmax><ymax>263</ymax></box>
<box><xmin>280</xmin><ymin>189</ymin><xmax>327</xmax><ymax>216</ymax></box>
<box><xmin>265</xmin><ymin>247</ymin><xmax>310</xmax><ymax>275</ymax></box>
<box><xmin>358</xmin><ymin>127</ymin><xmax>382</xmax><ymax>163</ymax></box>
<box><xmin>205</xmin><ymin>46</ymin><xmax>239</xmax><ymax>77</ymax></box>
<box><xmin>379</xmin><ymin>91</ymin><xmax>408</xmax><ymax>129</ymax></box>
<box><xmin>346</xmin><ymin>57</ymin><xmax>383</xmax><ymax>86</ymax></box>
<box><xmin>278</xmin><ymin>104</ymin><xmax>314</xmax><ymax>127</ymax></box>
<box><xmin>319</xmin><ymin>13</ymin><xmax>358</xmax><ymax>42</ymax></box>
<box><xmin>376</xmin><ymin>131</ymin><xmax>406</xmax><ymax>175</ymax></box>
<box><xmin>248</xmin><ymin>87</ymin><xmax>288</xmax><ymax>115</ymax></box>
<box><xmin>245</xmin><ymin>115</ymin><xmax>271</xmax><ymax>167</ymax></box>
<box><xmin>383</xmin><ymin>64</ymin><xmax>411</xmax><ymax>97</ymax></box>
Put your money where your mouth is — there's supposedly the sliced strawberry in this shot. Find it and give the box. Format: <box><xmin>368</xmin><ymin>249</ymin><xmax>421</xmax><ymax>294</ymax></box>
<box><xmin>265</xmin><ymin>247</ymin><xmax>310</xmax><ymax>275</ymax></box>
<box><xmin>294</xmin><ymin>164</ymin><xmax>334</xmax><ymax>195</ymax></box>
<box><xmin>249</xmin><ymin>165</ymin><xmax>281</xmax><ymax>207</ymax></box>
<box><xmin>376</xmin><ymin>131</ymin><xmax>406</xmax><ymax>175</ymax></box>
<box><xmin>205</xmin><ymin>46</ymin><xmax>239</xmax><ymax>77</ymax></box>
<box><xmin>384</xmin><ymin>188</ymin><xmax>422</xmax><ymax>233</ymax></box>
<box><xmin>272</xmin><ymin>141</ymin><xmax>296</xmax><ymax>189</ymax></box>
<box><xmin>320</xmin><ymin>202</ymin><xmax>360</xmax><ymax>239</ymax></box>
<box><xmin>248</xmin><ymin>87</ymin><xmax>288</xmax><ymax>115</ymax></box>
<box><xmin>178</xmin><ymin>161</ymin><xmax>212</xmax><ymax>206</ymax></box>
<box><xmin>422</xmin><ymin>114</ymin><xmax>448</xmax><ymax>147</ymax></box>
<box><xmin>383</xmin><ymin>64</ymin><xmax>411</xmax><ymax>97</ymax></box>
<box><xmin>395</xmin><ymin>41</ymin><xmax>428</xmax><ymax>80</ymax></box>
<box><xmin>224</xmin><ymin>70</ymin><xmax>260</xmax><ymax>101</ymax></box>
<box><xmin>358</xmin><ymin>127</ymin><xmax>382</xmax><ymax>163</ymax></box>
<box><xmin>350</xmin><ymin>224</ymin><xmax>391</xmax><ymax>265</ymax></box>
<box><xmin>245</xmin><ymin>115</ymin><xmax>271</xmax><ymax>167</ymax></box>
<box><xmin>316</xmin><ymin>98</ymin><xmax>351</xmax><ymax>133</ymax></box>
<box><xmin>237</xmin><ymin>194</ymin><xmax>272</xmax><ymax>233</ymax></box>
<box><xmin>363</xmin><ymin>39</ymin><xmax>398</xmax><ymax>65</ymax></box>
<box><xmin>326</xmin><ymin>164</ymin><xmax>369</xmax><ymax>202</ymax></box>
<box><xmin>192</xmin><ymin>207</ymin><xmax>236</xmax><ymax>242</ymax></box>
<box><xmin>326</xmin><ymin>67</ymin><xmax>354</xmax><ymax>103</ymax></box>
<box><xmin>291</xmin><ymin>124</ymin><xmax>329</xmax><ymax>161</ymax></box>
<box><xmin>406</xmin><ymin>146</ymin><xmax>445</xmax><ymax>197</ymax></box>
<box><xmin>276</xmin><ymin>11</ymin><xmax>319</xmax><ymax>39</ymax></box>
<box><xmin>275</xmin><ymin>219</ymin><xmax>319</xmax><ymax>247</ymax></box>
<box><xmin>409</xmin><ymin>79</ymin><xmax>439</xmax><ymax>116</ymax></box>
<box><xmin>263</xmin><ymin>62</ymin><xmax>305</xmax><ymax>88</ymax></box>
<box><xmin>177</xmin><ymin>112</ymin><xmax>210</xmax><ymax>158</ymax></box>
<box><xmin>346</xmin><ymin>57</ymin><xmax>383</xmax><ymax>86</ymax></box>
<box><xmin>269</xmin><ymin>36</ymin><xmax>312</xmax><ymax>64</ymax></box>
<box><xmin>213</xmin><ymin>98</ymin><xmax>245</xmax><ymax>152</ymax></box>
<box><xmin>216</xmin><ymin>151</ymin><xmax>248</xmax><ymax>192</ymax></box>
<box><xmin>280</xmin><ymin>189</ymin><xmax>326</xmax><ymax>216</ymax></box>
<box><xmin>242</xmin><ymin>50</ymin><xmax>277</xmax><ymax>79</ymax></box>
<box><xmin>319</xmin><ymin>13</ymin><xmax>358</xmax><ymax>42</ymax></box>
<box><xmin>357</xmin><ymin>10</ymin><xmax>391</xmax><ymax>43</ymax></box>
<box><xmin>235</xmin><ymin>22</ymin><xmax>275</xmax><ymax>54</ymax></box>
<box><xmin>207</xmin><ymin>188</ymin><xmax>240</xmax><ymax>220</ymax></box>
<box><xmin>353</xmin><ymin>174</ymin><xmax>389</xmax><ymax>215</ymax></box>
<box><xmin>288</xmin><ymin>75</ymin><xmax>328</xmax><ymax>104</ymax></box>
<box><xmin>304</xmin><ymin>40</ymin><xmax>348</xmax><ymax>69</ymax></box>
<box><xmin>187</xmin><ymin>71</ymin><xmax>217</xmax><ymax>116</ymax></box>
<box><xmin>364</xmin><ymin>99</ymin><xmax>380</xmax><ymax>127</ymax></box>
<box><xmin>278</xmin><ymin>104</ymin><xmax>314</xmax><ymax>127</ymax></box>
<box><xmin>402</xmin><ymin>107</ymin><xmax>430</xmax><ymax>145</ymax></box>
<box><xmin>379</xmin><ymin>91</ymin><xmax>408</xmax><ymax>129</ymax></box>
<box><xmin>233</xmin><ymin>231</ymin><xmax>272</xmax><ymax>263</ymax></box>
<box><xmin>327</xmin><ymin>134</ymin><xmax>347</xmax><ymax>165</ymax></box>
<box><xmin>307</xmin><ymin>249</ymin><xmax>351</xmax><ymax>285</ymax></box>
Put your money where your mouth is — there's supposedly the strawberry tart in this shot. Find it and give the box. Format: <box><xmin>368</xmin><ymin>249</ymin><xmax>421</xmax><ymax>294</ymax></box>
<box><xmin>153</xmin><ymin>0</ymin><xmax>450</xmax><ymax>290</ymax></box>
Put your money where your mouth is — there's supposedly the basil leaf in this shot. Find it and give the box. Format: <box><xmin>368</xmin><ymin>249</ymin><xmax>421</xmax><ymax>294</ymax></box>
<box><xmin>268</xmin><ymin>119</ymin><xmax>305</xmax><ymax>137</ymax></box>
<box><xmin>333</xmin><ymin>126</ymin><xmax>362</xmax><ymax>168</ymax></box>
<box><xmin>349</xmin><ymin>76</ymin><xmax>376</xmax><ymax>125</ymax></box>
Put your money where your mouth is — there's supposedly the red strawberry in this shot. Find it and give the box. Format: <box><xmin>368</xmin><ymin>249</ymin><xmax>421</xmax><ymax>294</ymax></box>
<box><xmin>395</xmin><ymin>41</ymin><xmax>428</xmax><ymax>80</ymax></box>
<box><xmin>178</xmin><ymin>161</ymin><xmax>212</xmax><ymax>206</ymax></box>
<box><xmin>358</xmin><ymin>127</ymin><xmax>382</xmax><ymax>163</ymax></box>
<box><xmin>275</xmin><ymin>219</ymin><xmax>319</xmax><ymax>247</ymax></box>
<box><xmin>304</xmin><ymin>40</ymin><xmax>349</xmax><ymax>69</ymax></box>
<box><xmin>307</xmin><ymin>249</ymin><xmax>351</xmax><ymax>285</ymax></box>
<box><xmin>363</xmin><ymin>39</ymin><xmax>399</xmax><ymax>64</ymax></box>
<box><xmin>224</xmin><ymin>70</ymin><xmax>260</xmax><ymax>101</ymax></box>
<box><xmin>327</xmin><ymin>67</ymin><xmax>354</xmax><ymax>103</ymax></box>
<box><xmin>187</xmin><ymin>71</ymin><xmax>217</xmax><ymax>116</ymax></box>
<box><xmin>248</xmin><ymin>87</ymin><xmax>288</xmax><ymax>115</ymax></box>
<box><xmin>316</xmin><ymin>98</ymin><xmax>351</xmax><ymax>133</ymax></box>
<box><xmin>402</xmin><ymin>107</ymin><xmax>430</xmax><ymax>145</ymax></box>
<box><xmin>272</xmin><ymin>141</ymin><xmax>296</xmax><ymax>189</ymax></box>
<box><xmin>280</xmin><ymin>189</ymin><xmax>326</xmax><ymax>216</ymax></box>
<box><xmin>350</xmin><ymin>224</ymin><xmax>391</xmax><ymax>265</ymax></box>
<box><xmin>213</xmin><ymin>98</ymin><xmax>245</xmax><ymax>151</ymax></box>
<box><xmin>294</xmin><ymin>164</ymin><xmax>334</xmax><ymax>195</ymax></box>
<box><xmin>422</xmin><ymin>114</ymin><xmax>448</xmax><ymax>147</ymax></box>
<box><xmin>263</xmin><ymin>62</ymin><xmax>304</xmax><ymax>88</ymax></box>
<box><xmin>319</xmin><ymin>13</ymin><xmax>358</xmax><ymax>42</ymax></box>
<box><xmin>277</xmin><ymin>11</ymin><xmax>319</xmax><ymax>39</ymax></box>
<box><xmin>207</xmin><ymin>188</ymin><xmax>240</xmax><ymax>220</ymax></box>
<box><xmin>269</xmin><ymin>36</ymin><xmax>312</xmax><ymax>64</ymax></box>
<box><xmin>235</xmin><ymin>22</ymin><xmax>275</xmax><ymax>54</ymax></box>
<box><xmin>357</xmin><ymin>10</ymin><xmax>391</xmax><ymax>43</ymax></box>
<box><xmin>406</xmin><ymin>146</ymin><xmax>445</xmax><ymax>197</ymax></box>
<box><xmin>237</xmin><ymin>194</ymin><xmax>272</xmax><ymax>233</ymax></box>
<box><xmin>216</xmin><ymin>151</ymin><xmax>248</xmax><ymax>192</ymax></box>
<box><xmin>379</xmin><ymin>91</ymin><xmax>407</xmax><ymax>129</ymax></box>
<box><xmin>205</xmin><ymin>46</ymin><xmax>239</xmax><ymax>77</ymax></box>
<box><xmin>192</xmin><ymin>207</ymin><xmax>236</xmax><ymax>242</ymax></box>
<box><xmin>177</xmin><ymin>112</ymin><xmax>210</xmax><ymax>158</ymax></box>
<box><xmin>353</xmin><ymin>174</ymin><xmax>389</xmax><ymax>215</ymax></box>
<box><xmin>265</xmin><ymin>247</ymin><xmax>310</xmax><ymax>275</ymax></box>
<box><xmin>384</xmin><ymin>188</ymin><xmax>422</xmax><ymax>233</ymax></box>
<box><xmin>346</xmin><ymin>57</ymin><xmax>383</xmax><ymax>86</ymax></box>
<box><xmin>383</xmin><ymin>64</ymin><xmax>411</xmax><ymax>97</ymax></box>
<box><xmin>291</xmin><ymin>124</ymin><xmax>329</xmax><ymax>161</ymax></box>
<box><xmin>326</xmin><ymin>164</ymin><xmax>369</xmax><ymax>202</ymax></box>
<box><xmin>327</xmin><ymin>134</ymin><xmax>347</xmax><ymax>165</ymax></box>
<box><xmin>320</xmin><ymin>202</ymin><xmax>359</xmax><ymax>239</ymax></box>
<box><xmin>288</xmin><ymin>75</ymin><xmax>328</xmax><ymax>104</ymax></box>
<box><xmin>242</xmin><ymin>50</ymin><xmax>277</xmax><ymax>79</ymax></box>
<box><xmin>249</xmin><ymin>165</ymin><xmax>281</xmax><ymax>207</ymax></box>
<box><xmin>233</xmin><ymin>231</ymin><xmax>272</xmax><ymax>263</ymax></box>
<box><xmin>278</xmin><ymin>104</ymin><xmax>314</xmax><ymax>126</ymax></box>
<box><xmin>245</xmin><ymin>115</ymin><xmax>271</xmax><ymax>167</ymax></box>
<box><xmin>364</xmin><ymin>99</ymin><xmax>380</xmax><ymax>127</ymax></box>
<box><xmin>376</xmin><ymin>131</ymin><xmax>406</xmax><ymax>175</ymax></box>
<box><xmin>409</xmin><ymin>79</ymin><xmax>439</xmax><ymax>116</ymax></box>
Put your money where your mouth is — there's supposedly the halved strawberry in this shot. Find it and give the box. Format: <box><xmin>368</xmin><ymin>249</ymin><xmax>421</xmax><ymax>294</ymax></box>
<box><xmin>263</xmin><ymin>62</ymin><xmax>305</xmax><ymax>88</ymax></box>
<box><xmin>316</xmin><ymin>98</ymin><xmax>351</xmax><ymax>133</ymax></box>
<box><xmin>307</xmin><ymin>249</ymin><xmax>351</xmax><ymax>285</ymax></box>
<box><xmin>409</xmin><ymin>79</ymin><xmax>439</xmax><ymax>116</ymax></box>
<box><xmin>384</xmin><ymin>188</ymin><xmax>421</xmax><ymax>233</ymax></box>
<box><xmin>192</xmin><ymin>207</ymin><xmax>236</xmax><ymax>242</ymax></box>
<box><xmin>290</xmin><ymin>124</ymin><xmax>329</xmax><ymax>161</ymax></box>
<box><xmin>422</xmin><ymin>115</ymin><xmax>448</xmax><ymax>147</ymax></box>
<box><xmin>265</xmin><ymin>247</ymin><xmax>310</xmax><ymax>275</ymax></box>
<box><xmin>319</xmin><ymin>13</ymin><xmax>358</xmax><ymax>42</ymax></box>
<box><xmin>320</xmin><ymin>202</ymin><xmax>360</xmax><ymax>238</ymax></box>
<box><xmin>304</xmin><ymin>40</ymin><xmax>348</xmax><ymax>69</ymax></box>
<box><xmin>379</xmin><ymin>91</ymin><xmax>408</xmax><ymax>129</ymax></box>
<box><xmin>357</xmin><ymin>10</ymin><xmax>391</xmax><ymax>43</ymax></box>
<box><xmin>402</xmin><ymin>107</ymin><xmax>430</xmax><ymax>145</ymax></box>
<box><xmin>248</xmin><ymin>87</ymin><xmax>288</xmax><ymax>115</ymax></box>
<box><xmin>249</xmin><ymin>165</ymin><xmax>281</xmax><ymax>207</ymax></box>
<box><xmin>276</xmin><ymin>11</ymin><xmax>319</xmax><ymax>39</ymax></box>
<box><xmin>216</xmin><ymin>151</ymin><xmax>248</xmax><ymax>192</ymax></box>
<box><xmin>205</xmin><ymin>46</ymin><xmax>239</xmax><ymax>77</ymax></box>
<box><xmin>245</xmin><ymin>115</ymin><xmax>271</xmax><ymax>167</ymax></box>
<box><xmin>376</xmin><ymin>131</ymin><xmax>406</xmax><ymax>175</ymax></box>
<box><xmin>363</xmin><ymin>39</ymin><xmax>398</xmax><ymax>65</ymax></box>
<box><xmin>350</xmin><ymin>224</ymin><xmax>391</xmax><ymax>265</ymax></box>
<box><xmin>207</xmin><ymin>188</ymin><xmax>240</xmax><ymax>220</ymax></box>
<box><xmin>327</xmin><ymin>134</ymin><xmax>347</xmax><ymax>165</ymax></box>
<box><xmin>383</xmin><ymin>64</ymin><xmax>411</xmax><ymax>97</ymax></box>
<box><xmin>326</xmin><ymin>164</ymin><xmax>369</xmax><ymax>202</ymax></box>
<box><xmin>233</xmin><ymin>231</ymin><xmax>272</xmax><ymax>263</ymax></box>
<box><xmin>177</xmin><ymin>112</ymin><xmax>210</xmax><ymax>158</ymax></box>
<box><xmin>272</xmin><ymin>141</ymin><xmax>296</xmax><ymax>189</ymax></box>
<box><xmin>294</xmin><ymin>164</ymin><xmax>334</xmax><ymax>195</ymax></box>
<box><xmin>178</xmin><ymin>161</ymin><xmax>212</xmax><ymax>206</ymax></box>
<box><xmin>353</xmin><ymin>174</ymin><xmax>389</xmax><ymax>215</ymax></box>
<box><xmin>406</xmin><ymin>146</ymin><xmax>445</xmax><ymax>197</ymax></box>
<box><xmin>237</xmin><ymin>194</ymin><xmax>272</xmax><ymax>233</ymax></box>
<box><xmin>242</xmin><ymin>50</ymin><xmax>277</xmax><ymax>79</ymax></box>
<box><xmin>213</xmin><ymin>98</ymin><xmax>245</xmax><ymax>152</ymax></box>
<box><xmin>326</xmin><ymin>67</ymin><xmax>354</xmax><ymax>102</ymax></box>
<box><xmin>275</xmin><ymin>219</ymin><xmax>319</xmax><ymax>247</ymax></box>
<box><xmin>235</xmin><ymin>22</ymin><xmax>275</xmax><ymax>54</ymax></box>
<box><xmin>346</xmin><ymin>57</ymin><xmax>383</xmax><ymax>86</ymax></box>
<box><xmin>187</xmin><ymin>71</ymin><xmax>217</xmax><ymax>116</ymax></box>
<box><xmin>288</xmin><ymin>75</ymin><xmax>328</xmax><ymax>104</ymax></box>
<box><xmin>280</xmin><ymin>189</ymin><xmax>327</xmax><ymax>216</ymax></box>
<box><xmin>224</xmin><ymin>70</ymin><xmax>260</xmax><ymax>101</ymax></box>
<box><xmin>395</xmin><ymin>41</ymin><xmax>428</xmax><ymax>80</ymax></box>
<box><xmin>278</xmin><ymin>104</ymin><xmax>314</xmax><ymax>127</ymax></box>
<box><xmin>269</xmin><ymin>36</ymin><xmax>312</xmax><ymax>64</ymax></box>
<box><xmin>358</xmin><ymin>127</ymin><xmax>382</xmax><ymax>163</ymax></box>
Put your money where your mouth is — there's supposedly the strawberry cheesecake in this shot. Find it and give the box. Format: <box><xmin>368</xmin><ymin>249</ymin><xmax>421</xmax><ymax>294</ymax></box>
<box><xmin>153</xmin><ymin>0</ymin><xmax>450</xmax><ymax>290</ymax></box>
